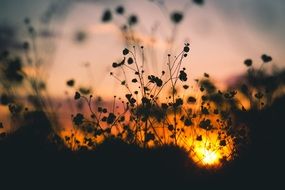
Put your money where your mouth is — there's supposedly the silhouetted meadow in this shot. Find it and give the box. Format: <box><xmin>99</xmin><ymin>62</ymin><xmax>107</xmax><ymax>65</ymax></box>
<box><xmin>0</xmin><ymin>0</ymin><xmax>284</xmax><ymax>189</ymax></box>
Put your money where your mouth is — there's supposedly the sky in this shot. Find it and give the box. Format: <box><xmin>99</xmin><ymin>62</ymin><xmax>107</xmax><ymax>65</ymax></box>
<box><xmin>0</xmin><ymin>0</ymin><xmax>285</xmax><ymax>99</ymax></box>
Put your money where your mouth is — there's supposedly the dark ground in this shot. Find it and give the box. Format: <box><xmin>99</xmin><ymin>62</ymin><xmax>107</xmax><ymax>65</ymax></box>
<box><xmin>0</xmin><ymin>96</ymin><xmax>285</xmax><ymax>189</ymax></box>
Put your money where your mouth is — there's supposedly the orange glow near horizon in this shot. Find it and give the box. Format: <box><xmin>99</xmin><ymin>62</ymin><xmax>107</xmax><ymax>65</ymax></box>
<box><xmin>187</xmin><ymin>130</ymin><xmax>234</xmax><ymax>168</ymax></box>
<box><xmin>176</xmin><ymin>111</ymin><xmax>235</xmax><ymax>168</ymax></box>
<box><xmin>57</xmin><ymin>120</ymin><xmax>235</xmax><ymax>168</ymax></box>
<box><xmin>196</xmin><ymin>148</ymin><xmax>219</xmax><ymax>165</ymax></box>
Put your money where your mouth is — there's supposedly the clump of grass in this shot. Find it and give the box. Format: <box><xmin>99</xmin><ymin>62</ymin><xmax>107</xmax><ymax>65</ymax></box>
<box><xmin>69</xmin><ymin>44</ymin><xmax>247</xmax><ymax>168</ymax></box>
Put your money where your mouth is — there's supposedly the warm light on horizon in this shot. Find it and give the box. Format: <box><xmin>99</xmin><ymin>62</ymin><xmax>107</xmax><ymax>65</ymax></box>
<box><xmin>197</xmin><ymin>148</ymin><xmax>219</xmax><ymax>165</ymax></box>
<box><xmin>187</xmin><ymin>130</ymin><xmax>234</xmax><ymax>168</ymax></box>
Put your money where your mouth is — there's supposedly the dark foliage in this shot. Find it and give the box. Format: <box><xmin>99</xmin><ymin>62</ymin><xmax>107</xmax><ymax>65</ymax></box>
<box><xmin>66</xmin><ymin>79</ymin><xmax>75</xmax><ymax>87</ymax></box>
<box><xmin>193</xmin><ymin>0</ymin><xmax>205</xmax><ymax>6</ymax></box>
<box><xmin>244</xmin><ymin>59</ymin><xmax>252</xmax><ymax>67</ymax></box>
<box><xmin>171</xmin><ymin>11</ymin><xmax>184</xmax><ymax>24</ymax></box>
<box><xmin>128</xmin><ymin>15</ymin><xmax>138</xmax><ymax>26</ymax></box>
<box><xmin>115</xmin><ymin>6</ymin><xmax>125</xmax><ymax>15</ymax></box>
<box><xmin>0</xmin><ymin>51</ymin><xmax>283</xmax><ymax>190</ymax></box>
<box><xmin>102</xmin><ymin>9</ymin><xmax>112</xmax><ymax>22</ymax></box>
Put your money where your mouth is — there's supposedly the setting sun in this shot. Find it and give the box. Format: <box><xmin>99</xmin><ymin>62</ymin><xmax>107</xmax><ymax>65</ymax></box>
<box><xmin>188</xmin><ymin>134</ymin><xmax>232</xmax><ymax>168</ymax></box>
<box><xmin>198</xmin><ymin>148</ymin><xmax>219</xmax><ymax>165</ymax></box>
<box><xmin>187</xmin><ymin>127</ymin><xmax>235</xmax><ymax>168</ymax></box>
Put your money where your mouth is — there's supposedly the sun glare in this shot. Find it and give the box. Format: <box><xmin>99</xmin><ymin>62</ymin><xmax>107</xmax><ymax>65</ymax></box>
<box><xmin>187</xmin><ymin>132</ymin><xmax>234</xmax><ymax>168</ymax></box>
<box><xmin>179</xmin><ymin>114</ymin><xmax>235</xmax><ymax>168</ymax></box>
<box><xmin>196</xmin><ymin>147</ymin><xmax>220</xmax><ymax>165</ymax></box>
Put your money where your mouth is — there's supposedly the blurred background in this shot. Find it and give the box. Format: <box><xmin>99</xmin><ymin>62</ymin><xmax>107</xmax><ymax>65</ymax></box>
<box><xmin>0</xmin><ymin>0</ymin><xmax>285</xmax><ymax>97</ymax></box>
<box><xmin>1</xmin><ymin>0</ymin><xmax>285</xmax><ymax>99</ymax></box>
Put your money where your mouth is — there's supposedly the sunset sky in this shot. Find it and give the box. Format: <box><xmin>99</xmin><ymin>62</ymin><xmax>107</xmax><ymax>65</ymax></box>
<box><xmin>1</xmin><ymin>2</ymin><xmax>284</xmax><ymax>185</ymax></box>
<box><xmin>1</xmin><ymin>0</ymin><xmax>285</xmax><ymax>99</ymax></box>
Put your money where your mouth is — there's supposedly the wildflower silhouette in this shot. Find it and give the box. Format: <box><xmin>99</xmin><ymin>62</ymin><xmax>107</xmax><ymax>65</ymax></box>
<box><xmin>68</xmin><ymin>43</ymin><xmax>246</xmax><ymax>168</ymax></box>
